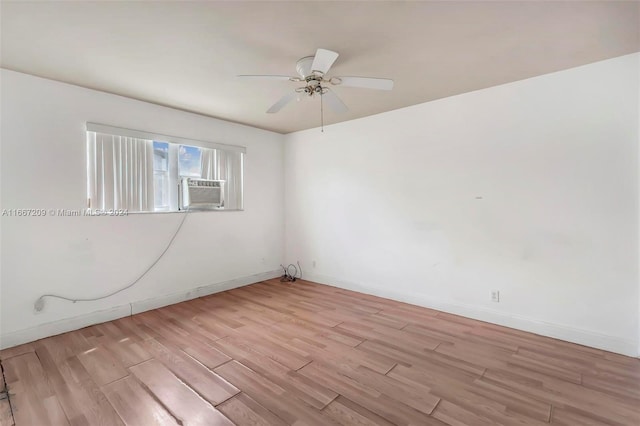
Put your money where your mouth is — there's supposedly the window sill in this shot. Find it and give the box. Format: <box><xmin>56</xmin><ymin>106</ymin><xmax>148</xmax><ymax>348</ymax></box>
<box><xmin>126</xmin><ymin>209</ymin><xmax>244</xmax><ymax>215</ymax></box>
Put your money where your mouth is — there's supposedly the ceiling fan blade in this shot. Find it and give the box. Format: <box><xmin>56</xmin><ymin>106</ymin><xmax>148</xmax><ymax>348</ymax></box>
<box><xmin>238</xmin><ymin>75</ymin><xmax>298</xmax><ymax>81</ymax></box>
<box><xmin>267</xmin><ymin>92</ymin><xmax>297</xmax><ymax>113</ymax></box>
<box><xmin>311</xmin><ymin>48</ymin><xmax>339</xmax><ymax>75</ymax></box>
<box><xmin>322</xmin><ymin>89</ymin><xmax>348</xmax><ymax>114</ymax></box>
<box><xmin>333</xmin><ymin>76</ymin><xmax>394</xmax><ymax>90</ymax></box>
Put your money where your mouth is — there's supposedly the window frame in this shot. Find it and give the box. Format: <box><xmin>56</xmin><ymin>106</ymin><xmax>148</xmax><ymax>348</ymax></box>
<box><xmin>86</xmin><ymin>123</ymin><xmax>245</xmax><ymax>214</ymax></box>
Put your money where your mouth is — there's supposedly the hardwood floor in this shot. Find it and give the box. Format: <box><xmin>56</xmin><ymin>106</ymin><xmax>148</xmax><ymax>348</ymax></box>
<box><xmin>1</xmin><ymin>278</ymin><xmax>639</xmax><ymax>425</ymax></box>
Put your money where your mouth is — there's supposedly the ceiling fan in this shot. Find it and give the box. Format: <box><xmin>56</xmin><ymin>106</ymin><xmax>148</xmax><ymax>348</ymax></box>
<box><xmin>239</xmin><ymin>48</ymin><xmax>393</xmax><ymax>130</ymax></box>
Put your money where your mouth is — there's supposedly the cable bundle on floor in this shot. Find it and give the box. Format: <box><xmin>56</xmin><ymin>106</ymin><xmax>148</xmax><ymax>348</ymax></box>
<box><xmin>280</xmin><ymin>262</ymin><xmax>302</xmax><ymax>282</ymax></box>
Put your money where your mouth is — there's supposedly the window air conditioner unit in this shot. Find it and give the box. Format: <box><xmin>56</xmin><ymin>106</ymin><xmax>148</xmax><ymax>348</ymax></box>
<box><xmin>180</xmin><ymin>177</ymin><xmax>225</xmax><ymax>210</ymax></box>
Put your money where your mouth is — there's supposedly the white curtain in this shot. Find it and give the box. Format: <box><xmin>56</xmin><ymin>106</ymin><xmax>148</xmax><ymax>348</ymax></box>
<box><xmin>222</xmin><ymin>150</ymin><xmax>243</xmax><ymax>210</ymax></box>
<box><xmin>200</xmin><ymin>147</ymin><xmax>216</xmax><ymax>180</ymax></box>
<box><xmin>200</xmin><ymin>147</ymin><xmax>244</xmax><ymax>210</ymax></box>
<box><xmin>87</xmin><ymin>132</ymin><xmax>154</xmax><ymax>212</ymax></box>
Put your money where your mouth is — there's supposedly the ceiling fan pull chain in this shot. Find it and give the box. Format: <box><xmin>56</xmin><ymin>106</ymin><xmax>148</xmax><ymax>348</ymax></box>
<box><xmin>320</xmin><ymin>89</ymin><xmax>324</xmax><ymax>133</ymax></box>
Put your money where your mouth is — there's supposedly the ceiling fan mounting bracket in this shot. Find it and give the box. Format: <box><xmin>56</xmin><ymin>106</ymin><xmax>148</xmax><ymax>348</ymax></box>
<box><xmin>296</xmin><ymin>56</ymin><xmax>315</xmax><ymax>78</ymax></box>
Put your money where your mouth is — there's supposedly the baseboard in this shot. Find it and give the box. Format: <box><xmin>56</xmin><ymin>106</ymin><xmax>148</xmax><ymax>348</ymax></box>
<box><xmin>303</xmin><ymin>272</ymin><xmax>639</xmax><ymax>358</ymax></box>
<box><xmin>130</xmin><ymin>269</ymin><xmax>282</xmax><ymax>314</ymax></box>
<box><xmin>0</xmin><ymin>304</ymin><xmax>133</xmax><ymax>351</ymax></box>
<box><xmin>0</xmin><ymin>269</ymin><xmax>281</xmax><ymax>350</ymax></box>
<box><xmin>5</xmin><ymin>270</ymin><xmax>635</xmax><ymax>357</ymax></box>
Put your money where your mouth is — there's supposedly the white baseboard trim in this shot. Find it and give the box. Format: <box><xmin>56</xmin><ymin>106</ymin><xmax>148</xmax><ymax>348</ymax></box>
<box><xmin>303</xmin><ymin>272</ymin><xmax>639</xmax><ymax>358</ymax></box>
<box><xmin>0</xmin><ymin>269</ymin><xmax>281</xmax><ymax>350</ymax></box>
<box><xmin>129</xmin><ymin>269</ymin><xmax>281</xmax><ymax>315</ymax></box>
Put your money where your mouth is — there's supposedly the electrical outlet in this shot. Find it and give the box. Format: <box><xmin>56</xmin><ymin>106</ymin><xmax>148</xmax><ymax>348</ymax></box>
<box><xmin>491</xmin><ymin>290</ymin><xmax>500</xmax><ymax>303</ymax></box>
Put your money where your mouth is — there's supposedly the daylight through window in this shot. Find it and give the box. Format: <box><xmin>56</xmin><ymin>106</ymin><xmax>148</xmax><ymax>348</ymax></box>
<box><xmin>87</xmin><ymin>125</ymin><xmax>244</xmax><ymax>212</ymax></box>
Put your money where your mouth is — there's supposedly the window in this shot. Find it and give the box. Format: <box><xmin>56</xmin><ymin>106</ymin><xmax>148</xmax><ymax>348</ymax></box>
<box><xmin>179</xmin><ymin>145</ymin><xmax>202</xmax><ymax>177</ymax></box>
<box><xmin>87</xmin><ymin>124</ymin><xmax>245</xmax><ymax>212</ymax></box>
<box><xmin>153</xmin><ymin>142</ymin><xmax>170</xmax><ymax>210</ymax></box>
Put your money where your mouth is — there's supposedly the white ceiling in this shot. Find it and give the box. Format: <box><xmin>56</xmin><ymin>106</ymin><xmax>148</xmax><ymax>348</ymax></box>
<box><xmin>1</xmin><ymin>1</ymin><xmax>638</xmax><ymax>134</ymax></box>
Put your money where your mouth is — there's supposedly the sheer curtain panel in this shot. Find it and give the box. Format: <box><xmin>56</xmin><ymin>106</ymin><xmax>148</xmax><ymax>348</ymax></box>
<box><xmin>200</xmin><ymin>147</ymin><xmax>244</xmax><ymax>210</ymax></box>
<box><xmin>87</xmin><ymin>132</ymin><xmax>154</xmax><ymax>212</ymax></box>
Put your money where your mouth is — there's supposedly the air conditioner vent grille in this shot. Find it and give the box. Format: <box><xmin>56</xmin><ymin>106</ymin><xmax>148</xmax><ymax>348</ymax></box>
<box><xmin>190</xmin><ymin>187</ymin><xmax>221</xmax><ymax>204</ymax></box>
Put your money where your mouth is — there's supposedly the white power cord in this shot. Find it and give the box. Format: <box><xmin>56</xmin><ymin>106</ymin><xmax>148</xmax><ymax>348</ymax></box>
<box><xmin>34</xmin><ymin>208</ymin><xmax>190</xmax><ymax>312</ymax></box>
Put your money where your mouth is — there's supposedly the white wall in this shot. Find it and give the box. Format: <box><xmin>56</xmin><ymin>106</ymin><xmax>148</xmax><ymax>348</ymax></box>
<box><xmin>285</xmin><ymin>54</ymin><xmax>640</xmax><ymax>356</ymax></box>
<box><xmin>3</xmin><ymin>55</ymin><xmax>639</xmax><ymax>356</ymax></box>
<box><xmin>0</xmin><ymin>69</ymin><xmax>285</xmax><ymax>348</ymax></box>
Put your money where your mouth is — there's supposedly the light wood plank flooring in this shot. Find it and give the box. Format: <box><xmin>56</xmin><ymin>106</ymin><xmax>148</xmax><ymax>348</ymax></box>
<box><xmin>1</xmin><ymin>279</ymin><xmax>639</xmax><ymax>425</ymax></box>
